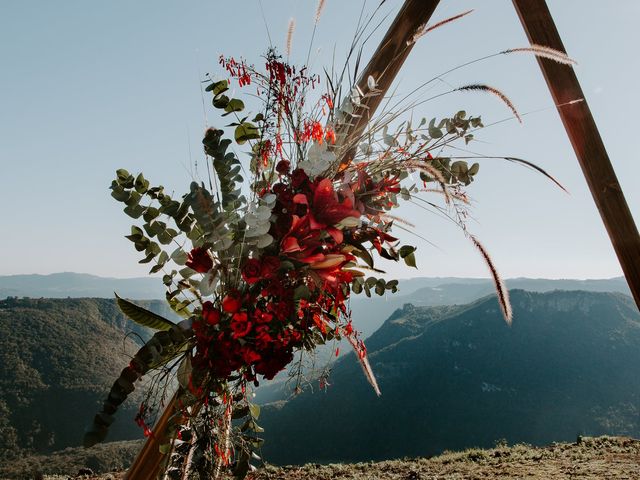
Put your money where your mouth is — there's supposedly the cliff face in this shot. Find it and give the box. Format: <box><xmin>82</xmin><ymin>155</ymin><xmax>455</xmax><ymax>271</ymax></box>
<box><xmin>259</xmin><ymin>290</ymin><xmax>640</xmax><ymax>465</ymax></box>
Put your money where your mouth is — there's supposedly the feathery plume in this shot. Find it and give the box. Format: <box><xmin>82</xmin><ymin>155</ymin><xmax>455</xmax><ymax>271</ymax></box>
<box><xmin>380</xmin><ymin>213</ymin><xmax>415</xmax><ymax>228</ymax></box>
<box><xmin>410</xmin><ymin>10</ymin><xmax>474</xmax><ymax>44</ymax></box>
<box><xmin>469</xmin><ymin>235</ymin><xmax>512</xmax><ymax>325</ymax></box>
<box><xmin>346</xmin><ymin>334</ymin><xmax>381</xmax><ymax>396</ymax></box>
<box><xmin>286</xmin><ymin>18</ymin><xmax>295</xmax><ymax>57</ymax></box>
<box><xmin>456</xmin><ymin>84</ymin><xmax>522</xmax><ymax>123</ymax></box>
<box><xmin>502</xmin><ymin>44</ymin><xmax>577</xmax><ymax>65</ymax></box>
<box><xmin>405</xmin><ymin>160</ymin><xmax>447</xmax><ymax>184</ymax></box>
<box><xmin>315</xmin><ymin>0</ymin><xmax>326</xmax><ymax>24</ymax></box>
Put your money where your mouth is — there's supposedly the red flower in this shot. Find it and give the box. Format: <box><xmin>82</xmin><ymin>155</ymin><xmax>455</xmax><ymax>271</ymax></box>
<box><xmin>325</xmin><ymin>128</ymin><xmax>336</xmax><ymax>145</ymax></box>
<box><xmin>291</xmin><ymin>168</ymin><xmax>310</xmax><ymax>189</ymax></box>
<box><xmin>242</xmin><ymin>258</ymin><xmax>262</xmax><ymax>284</ymax></box>
<box><xmin>276</xmin><ymin>160</ymin><xmax>291</xmax><ymax>174</ymax></box>
<box><xmin>186</xmin><ymin>247</ymin><xmax>213</xmax><ymax>273</ymax></box>
<box><xmin>253</xmin><ymin>309</ymin><xmax>273</xmax><ymax>324</ymax></box>
<box><xmin>260</xmin><ymin>256</ymin><xmax>281</xmax><ymax>277</ymax></box>
<box><xmin>254</xmin><ymin>348</ymin><xmax>294</xmax><ymax>380</ymax></box>
<box><xmin>311</xmin><ymin>178</ymin><xmax>361</xmax><ymax>228</ymax></box>
<box><xmin>202</xmin><ymin>301</ymin><xmax>221</xmax><ymax>326</ymax></box>
<box><xmin>231</xmin><ymin>312</ymin><xmax>252</xmax><ymax>338</ymax></box>
<box><xmin>222</xmin><ymin>294</ymin><xmax>241</xmax><ymax>313</ymax></box>
<box><xmin>241</xmin><ymin>346</ymin><xmax>261</xmax><ymax>364</ymax></box>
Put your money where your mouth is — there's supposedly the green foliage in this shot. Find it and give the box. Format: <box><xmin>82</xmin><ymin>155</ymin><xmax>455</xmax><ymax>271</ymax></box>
<box><xmin>115</xmin><ymin>294</ymin><xmax>175</xmax><ymax>331</ymax></box>
<box><xmin>0</xmin><ymin>298</ymin><xmax>178</xmax><ymax>458</ymax></box>
<box><xmin>420</xmin><ymin>157</ymin><xmax>480</xmax><ymax>186</ymax></box>
<box><xmin>351</xmin><ymin>277</ymin><xmax>399</xmax><ymax>297</ymax></box>
<box><xmin>202</xmin><ymin>128</ymin><xmax>246</xmax><ymax>211</ymax></box>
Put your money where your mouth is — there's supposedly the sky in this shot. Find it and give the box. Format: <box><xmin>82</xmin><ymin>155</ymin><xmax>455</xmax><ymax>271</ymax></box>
<box><xmin>1</xmin><ymin>1</ymin><xmax>639</xmax><ymax>281</ymax></box>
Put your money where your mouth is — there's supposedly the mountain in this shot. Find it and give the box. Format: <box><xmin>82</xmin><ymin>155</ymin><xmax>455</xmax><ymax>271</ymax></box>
<box><xmin>0</xmin><ymin>297</ymin><xmax>176</xmax><ymax>461</ymax></box>
<box><xmin>0</xmin><ymin>273</ymin><xmax>164</xmax><ymax>300</ymax></box>
<box><xmin>258</xmin><ymin>290</ymin><xmax>640</xmax><ymax>465</ymax></box>
<box><xmin>350</xmin><ymin>276</ymin><xmax>631</xmax><ymax>338</ymax></box>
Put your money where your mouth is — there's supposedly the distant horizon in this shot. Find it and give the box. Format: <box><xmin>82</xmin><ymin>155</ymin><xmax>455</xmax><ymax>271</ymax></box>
<box><xmin>0</xmin><ymin>270</ymin><xmax>628</xmax><ymax>282</ymax></box>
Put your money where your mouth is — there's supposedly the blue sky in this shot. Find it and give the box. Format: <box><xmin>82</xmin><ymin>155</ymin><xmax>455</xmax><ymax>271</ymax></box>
<box><xmin>1</xmin><ymin>1</ymin><xmax>638</xmax><ymax>280</ymax></box>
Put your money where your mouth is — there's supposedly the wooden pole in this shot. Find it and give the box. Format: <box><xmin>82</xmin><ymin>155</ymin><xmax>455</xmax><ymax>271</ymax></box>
<box><xmin>338</xmin><ymin>0</ymin><xmax>441</xmax><ymax>166</ymax></box>
<box><xmin>513</xmin><ymin>0</ymin><xmax>640</xmax><ymax>309</ymax></box>
<box><xmin>126</xmin><ymin>392</ymin><xmax>180</xmax><ymax>480</ymax></box>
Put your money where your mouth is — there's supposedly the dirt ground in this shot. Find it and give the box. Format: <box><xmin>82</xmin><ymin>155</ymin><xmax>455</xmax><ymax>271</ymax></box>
<box><xmin>249</xmin><ymin>436</ymin><xmax>640</xmax><ymax>480</ymax></box>
<box><xmin>47</xmin><ymin>435</ymin><xmax>640</xmax><ymax>480</ymax></box>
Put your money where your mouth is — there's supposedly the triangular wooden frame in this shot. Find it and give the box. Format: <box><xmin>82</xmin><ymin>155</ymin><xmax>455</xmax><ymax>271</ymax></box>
<box><xmin>126</xmin><ymin>1</ymin><xmax>640</xmax><ymax>477</ymax></box>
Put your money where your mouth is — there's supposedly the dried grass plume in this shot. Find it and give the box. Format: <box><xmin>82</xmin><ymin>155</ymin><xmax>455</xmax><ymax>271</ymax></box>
<box><xmin>411</xmin><ymin>10</ymin><xmax>474</xmax><ymax>44</ymax></box>
<box><xmin>502</xmin><ymin>44</ymin><xmax>577</xmax><ymax>65</ymax></box>
<box><xmin>456</xmin><ymin>84</ymin><xmax>522</xmax><ymax>123</ymax></box>
<box><xmin>286</xmin><ymin>18</ymin><xmax>296</xmax><ymax>57</ymax></box>
<box><xmin>469</xmin><ymin>235</ymin><xmax>512</xmax><ymax>325</ymax></box>
<box><xmin>315</xmin><ymin>0</ymin><xmax>326</xmax><ymax>24</ymax></box>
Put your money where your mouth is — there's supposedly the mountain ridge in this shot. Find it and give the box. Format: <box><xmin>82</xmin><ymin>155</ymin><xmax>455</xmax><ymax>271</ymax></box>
<box><xmin>258</xmin><ymin>289</ymin><xmax>640</xmax><ymax>465</ymax></box>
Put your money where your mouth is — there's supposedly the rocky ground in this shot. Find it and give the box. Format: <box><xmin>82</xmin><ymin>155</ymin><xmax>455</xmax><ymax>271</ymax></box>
<box><xmin>6</xmin><ymin>436</ymin><xmax>639</xmax><ymax>480</ymax></box>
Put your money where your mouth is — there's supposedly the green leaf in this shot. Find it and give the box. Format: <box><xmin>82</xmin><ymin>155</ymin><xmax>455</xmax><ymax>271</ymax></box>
<box><xmin>123</xmin><ymin>204</ymin><xmax>144</xmax><ymax>219</ymax></box>
<box><xmin>234</xmin><ymin>122</ymin><xmax>260</xmax><ymax>145</ymax></box>
<box><xmin>170</xmin><ymin>247</ymin><xmax>188</xmax><ymax>265</ymax></box>
<box><xmin>115</xmin><ymin>294</ymin><xmax>175</xmax><ymax>331</ymax></box>
<box><xmin>116</xmin><ymin>169</ymin><xmax>131</xmax><ymax>184</ymax></box>
<box><xmin>110</xmin><ymin>184</ymin><xmax>130</xmax><ymax>202</ymax></box>
<box><xmin>143</xmin><ymin>207</ymin><xmax>160</xmax><ymax>222</ymax></box>
<box><xmin>398</xmin><ymin>245</ymin><xmax>416</xmax><ymax>258</ymax></box>
<box><xmin>223</xmin><ymin>98</ymin><xmax>245</xmax><ymax>115</ymax></box>
<box><xmin>249</xmin><ymin>403</ymin><xmax>261</xmax><ymax>420</ymax></box>
<box><xmin>205</xmin><ymin>79</ymin><xmax>229</xmax><ymax>95</ymax></box>
<box><xmin>404</xmin><ymin>251</ymin><xmax>417</xmax><ymax>268</ymax></box>
<box><xmin>135</xmin><ymin>173</ymin><xmax>149</xmax><ymax>194</ymax></box>
<box><xmin>213</xmin><ymin>94</ymin><xmax>230</xmax><ymax>109</ymax></box>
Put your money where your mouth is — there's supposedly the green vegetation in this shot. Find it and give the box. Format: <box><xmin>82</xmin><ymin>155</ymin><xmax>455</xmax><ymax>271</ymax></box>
<box><xmin>0</xmin><ymin>440</ymin><xmax>142</xmax><ymax>480</ymax></box>
<box><xmin>0</xmin><ymin>297</ymin><xmax>176</xmax><ymax>461</ymax></box>
<box><xmin>259</xmin><ymin>290</ymin><xmax>640</xmax><ymax>465</ymax></box>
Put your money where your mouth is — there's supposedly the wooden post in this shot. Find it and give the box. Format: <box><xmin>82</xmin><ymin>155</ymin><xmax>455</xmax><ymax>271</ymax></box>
<box><xmin>338</xmin><ymin>0</ymin><xmax>441</xmax><ymax>166</ymax></box>
<box><xmin>126</xmin><ymin>392</ymin><xmax>180</xmax><ymax>480</ymax></box>
<box><xmin>512</xmin><ymin>0</ymin><xmax>640</xmax><ymax>309</ymax></box>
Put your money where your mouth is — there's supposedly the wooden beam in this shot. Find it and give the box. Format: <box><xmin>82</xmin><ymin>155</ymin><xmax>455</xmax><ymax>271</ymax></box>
<box><xmin>513</xmin><ymin>0</ymin><xmax>640</xmax><ymax>309</ymax></box>
<box><xmin>126</xmin><ymin>392</ymin><xmax>179</xmax><ymax>480</ymax></box>
<box><xmin>338</xmin><ymin>0</ymin><xmax>441</xmax><ymax>166</ymax></box>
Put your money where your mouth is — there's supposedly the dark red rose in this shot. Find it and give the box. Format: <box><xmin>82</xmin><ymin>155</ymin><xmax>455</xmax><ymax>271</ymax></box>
<box><xmin>231</xmin><ymin>312</ymin><xmax>252</xmax><ymax>338</ymax></box>
<box><xmin>260</xmin><ymin>256</ymin><xmax>280</xmax><ymax>277</ymax></box>
<box><xmin>202</xmin><ymin>301</ymin><xmax>220</xmax><ymax>326</ymax></box>
<box><xmin>291</xmin><ymin>168</ymin><xmax>309</xmax><ymax>189</ymax></box>
<box><xmin>253</xmin><ymin>309</ymin><xmax>273</xmax><ymax>324</ymax></box>
<box><xmin>254</xmin><ymin>325</ymin><xmax>273</xmax><ymax>349</ymax></box>
<box><xmin>272</xmin><ymin>182</ymin><xmax>288</xmax><ymax>196</ymax></box>
<box><xmin>242</xmin><ymin>258</ymin><xmax>262</xmax><ymax>284</ymax></box>
<box><xmin>222</xmin><ymin>294</ymin><xmax>241</xmax><ymax>313</ymax></box>
<box><xmin>241</xmin><ymin>346</ymin><xmax>261</xmax><ymax>364</ymax></box>
<box><xmin>186</xmin><ymin>247</ymin><xmax>213</xmax><ymax>273</ymax></box>
<box><xmin>270</xmin><ymin>300</ymin><xmax>292</xmax><ymax>321</ymax></box>
<box><xmin>276</xmin><ymin>160</ymin><xmax>291</xmax><ymax>174</ymax></box>
<box><xmin>254</xmin><ymin>348</ymin><xmax>294</xmax><ymax>380</ymax></box>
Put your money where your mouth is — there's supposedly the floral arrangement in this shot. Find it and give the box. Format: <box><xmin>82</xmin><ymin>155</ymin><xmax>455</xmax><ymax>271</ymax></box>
<box><xmin>84</xmin><ymin>5</ymin><xmax>573</xmax><ymax>479</ymax></box>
